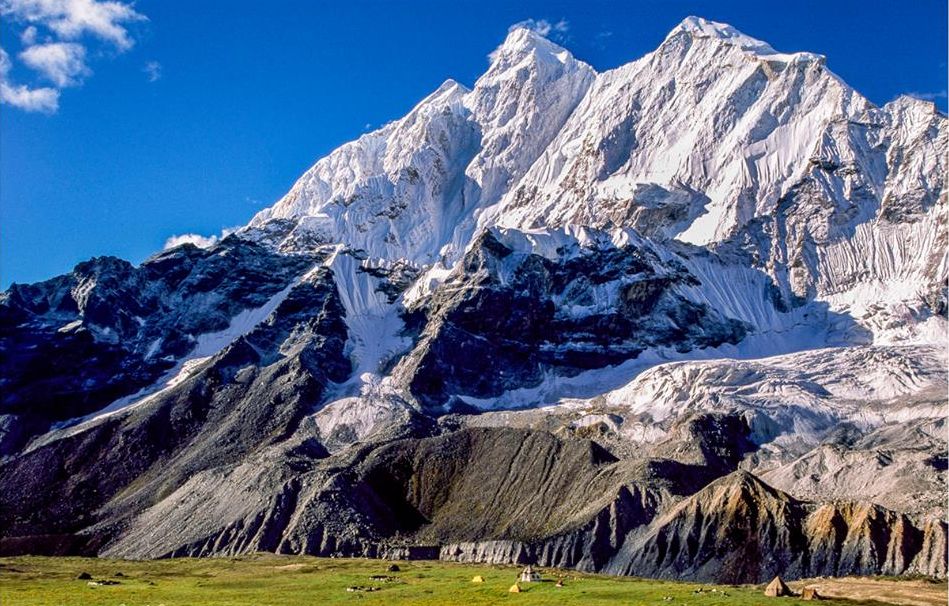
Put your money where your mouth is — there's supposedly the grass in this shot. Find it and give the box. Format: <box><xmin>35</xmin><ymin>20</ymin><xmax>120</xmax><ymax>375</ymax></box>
<box><xmin>0</xmin><ymin>554</ymin><xmax>883</xmax><ymax>605</ymax></box>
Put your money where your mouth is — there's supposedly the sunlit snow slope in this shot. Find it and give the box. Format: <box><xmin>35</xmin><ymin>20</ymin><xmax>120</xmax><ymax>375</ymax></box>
<box><xmin>243</xmin><ymin>17</ymin><xmax>946</xmax><ymax>356</ymax></box>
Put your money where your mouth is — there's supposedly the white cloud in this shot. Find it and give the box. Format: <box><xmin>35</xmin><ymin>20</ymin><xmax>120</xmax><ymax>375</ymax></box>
<box><xmin>20</xmin><ymin>42</ymin><xmax>89</xmax><ymax>87</ymax></box>
<box><xmin>20</xmin><ymin>25</ymin><xmax>38</xmax><ymax>45</ymax></box>
<box><xmin>143</xmin><ymin>59</ymin><xmax>160</xmax><ymax>82</ymax></box>
<box><xmin>0</xmin><ymin>0</ymin><xmax>149</xmax><ymax>113</ymax></box>
<box><xmin>510</xmin><ymin>18</ymin><xmax>569</xmax><ymax>39</ymax></box>
<box><xmin>0</xmin><ymin>47</ymin><xmax>59</xmax><ymax>112</ymax></box>
<box><xmin>905</xmin><ymin>90</ymin><xmax>947</xmax><ymax>102</ymax></box>
<box><xmin>1</xmin><ymin>0</ymin><xmax>146</xmax><ymax>50</ymax></box>
<box><xmin>0</xmin><ymin>80</ymin><xmax>59</xmax><ymax>112</ymax></box>
<box><xmin>2</xmin><ymin>49</ymin><xmax>14</xmax><ymax>77</ymax></box>
<box><xmin>164</xmin><ymin>233</ymin><xmax>220</xmax><ymax>250</ymax></box>
<box><xmin>163</xmin><ymin>226</ymin><xmax>239</xmax><ymax>250</ymax></box>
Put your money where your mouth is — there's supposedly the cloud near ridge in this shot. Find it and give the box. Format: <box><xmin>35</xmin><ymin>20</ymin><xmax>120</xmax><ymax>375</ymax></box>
<box><xmin>163</xmin><ymin>233</ymin><xmax>221</xmax><ymax>251</ymax></box>
<box><xmin>509</xmin><ymin>18</ymin><xmax>569</xmax><ymax>39</ymax></box>
<box><xmin>904</xmin><ymin>90</ymin><xmax>948</xmax><ymax>102</ymax></box>
<box><xmin>163</xmin><ymin>227</ymin><xmax>239</xmax><ymax>251</ymax></box>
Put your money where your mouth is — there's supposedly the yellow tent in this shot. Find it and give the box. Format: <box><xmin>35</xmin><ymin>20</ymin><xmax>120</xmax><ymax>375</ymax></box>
<box><xmin>471</xmin><ymin>576</ymin><xmax>485</xmax><ymax>583</ymax></box>
<box><xmin>802</xmin><ymin>586</ymin><xmax>820</xmax><ymax>600</ymax></box>
<box><xmin>509</xmin><ymin>583</ymin><xmax>521</xmax><ymax>593</ymax></box>
<box><xmin>764</xmin><ymin>576</ymin><xmax>792</xmax><ymax>597</ymax></box>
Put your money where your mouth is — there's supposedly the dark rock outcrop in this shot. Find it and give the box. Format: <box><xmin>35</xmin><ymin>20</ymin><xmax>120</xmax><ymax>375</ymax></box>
<box><xmin>0</xmin><ymin>238</ymin><xmax>317</xmax><ymax>454</ymax></box>
<box><xmin>398</xmin><ymin>231</ymin><xmax>747</xmax><ymax>410</ymax></box>
<box><xmin>0</xmin><ymin>267</ymin><xmax>349</xmax><ymax>552</ymax></box>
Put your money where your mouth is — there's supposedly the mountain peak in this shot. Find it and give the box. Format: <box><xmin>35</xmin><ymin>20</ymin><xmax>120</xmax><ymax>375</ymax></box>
<box><xmin>501</xmin><ymin>25</ymin><xmax>556</xmax><ymax>48</ymax></box>
<box><xmin>489</xmin><ymin>25</ymin><xmax>572</xmax><ymax>66</ymax></box>
<box><xmin>667</xmin><ymin>16</ymin><xmax>824</xmax><ymax>63</ymax></box>
<box><xmin>668</xmin><ymin>16</ymin><xmax>776</xmax><ymax>54</ymax></box>
<box><xmin>429</xmin><ymin>78</ymin><xmax>469</xmax><ymax>99</ymax></box>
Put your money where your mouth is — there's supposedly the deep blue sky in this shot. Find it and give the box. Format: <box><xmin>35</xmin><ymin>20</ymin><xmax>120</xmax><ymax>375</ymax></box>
<box><xmin>2</xmin><ymin>0</ymin><xmax>946</xmax><ymax>287</ymax></box>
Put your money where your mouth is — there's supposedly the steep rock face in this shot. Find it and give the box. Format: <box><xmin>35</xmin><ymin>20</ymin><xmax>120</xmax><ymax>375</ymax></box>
<box><xmin>762</xmin><ymin>418</ymin><xmax>948</xmax><ymax>519</ymax></box>
<box><xmin>95</xmin><ymin>427</ymin><xmax>632</xmax><ymax>559</ymax></box>
<box><xmin>0</xmin><ymin>240</ymin><xmax>316</xmax><ymax>454</ymax></box>
<box><xmin>491</xmin><ymin>18</ymin><xmax>853</xmax><ymax>238</ymax></box>
<box><xmin>613</xmin><ymin>472</ymin><xmax>946</xmax><ymax>583</ymax></box>
<box><xmin>361</xmin><ymin>428</ymin><xmax>629</xmax><ymax>542</ymax></box>
<box><xmin>619</xmin><ymin>472</ymin><xmax>808</xmax><ymax>582</ymax></box>
<box><xmin>726</xmin><ymin>100</ymin><xmax>946</xmax><ymax>336</ymax></box>
<box><xmin>395</xmin><ymin>229</ymin><xmax>746</xmax><ymax>409</ymax></box>
<box><xmin>248</xmin><ymin>80</ymin><xmax>480</xmax><ymax>262</ymax></box>
<box><xmin>238</xmin><ymin>19</ymin><xmax>947</xmax><ymax>349</ymax></box>
<box><xmin>489</xmin><ymin>19</ymin><xmax>945</xmax><ymax>252</ymax></box>
<box><xmin>482</xmin><ymin>19</ymin><xmax>947</xmax><ymax>339</ymax></box>
<box><xmin>458</xmin><ymin>28</ymin><xmax>595</xmax><ymax>244</ymax></box>
<box><xmin>96</xmin><ymin>427</ymin><xmax>704</xmax><ymax>564</ymax></box>
<box><xmin>92</xmin><ymin>427</ymin><xmax>945</xmax><ymax>584</ymax></box>
<box><xmin>0</xmin><ymin>267</ymin><xmax>349</xmax><ymax>550</ymax></box>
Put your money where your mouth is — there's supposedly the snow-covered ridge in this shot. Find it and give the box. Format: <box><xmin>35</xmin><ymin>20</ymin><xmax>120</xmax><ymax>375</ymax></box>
<box><xmin>245</xmin><ymin>25</ymin><xmax>595</xmax><ymax>267</ymax></box>
<box><xmin>669</xmin><ymin>16</ymin><xmax>825</xmax><ymax>63</ymax></box>
<box><xmin>239</xmin><ymin>18</ymin><xmax>944</xmax><ymax>330</ymax></box>
<box><xmin>580</xmin><ymin>344</ymin><xmax>948</xmax><ymax>454</ymax></box>
<box><xmin>234</xmin><ymin>16</ymin><xmax>945</xmax><ymax>415</ymax></box>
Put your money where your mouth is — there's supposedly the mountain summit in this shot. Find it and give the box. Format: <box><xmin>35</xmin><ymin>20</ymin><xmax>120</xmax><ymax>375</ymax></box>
<box><xmin>1</xmin><ymin>19</ymin><xmax>945</xmax><ymax>582</ymax></box>
<box><xmin>670</xmin><ymin>15</ymin><xmax>824</xmax><ymax>59</ymax></box>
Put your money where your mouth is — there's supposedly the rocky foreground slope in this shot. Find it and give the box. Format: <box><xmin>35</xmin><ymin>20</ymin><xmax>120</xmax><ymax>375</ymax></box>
<box><xmin>1</xmin><ymin>18</ymin><xmax>946</xmax><ymax>582</ymax></box>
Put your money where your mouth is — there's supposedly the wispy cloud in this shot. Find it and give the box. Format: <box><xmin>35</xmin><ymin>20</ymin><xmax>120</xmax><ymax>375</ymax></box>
<box><xmin>904</xmin><ymin>90</ymin><xmax>947</xmax><ymax>102</ymax></box>
<box><xmin>20</xmin><ymin>42</ymin><xmax>89</xmax><ymax>87</ymax></box>
<box><xmin>593</xmin><ymin>30</ymin><xmax>613</xmax><ymax>50</ymax></box>
<box><xmin>143</xmin><ymin>60</ymin><xmax>161</xmax><ymax>82</ymax></box>
<box><xmin>0</xmin><ymin>47</ymin><xmax>59</xmax><ymax>112</ymax></box>
<box><xmin>510</xmin><ymin>18</ymin><xmax>570</xmax><ymax>41</ymax></box>
<box><xmin>1</xmin><ymin>0</ymin><xmax>146</xmax><ymax>50</ymax></box>
<box><xmin>0</xmin><ymin>0</ymin><xmax>148</xmax><ymax>113</ymax></box>
<box><xmin>20</xmin><ymin>25</ymin><xmax>38</xmax><ymax>45</ymax></box>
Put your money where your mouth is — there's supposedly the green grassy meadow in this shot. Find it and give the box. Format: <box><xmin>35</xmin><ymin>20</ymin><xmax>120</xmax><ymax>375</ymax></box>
<box><xmin>0</xmin><ymin>554</ymin><xmax>881</xmax><ymax>606</ymax></box>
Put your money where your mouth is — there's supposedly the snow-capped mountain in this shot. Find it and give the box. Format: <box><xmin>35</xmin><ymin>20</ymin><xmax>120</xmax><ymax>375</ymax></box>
<box><xmin>1</xmin><ymin>17</ymin><xmax>945</xmax><ymax>582</ymax></box>
<box><xmin>245</xmin><ymin>17</ymin><xmax>946</xmax><ymax>347</ymax></box>
<box><xmin>247</xmin><ymin>26</ymin><xmax>597</xmax><ymax>265</ymax></box>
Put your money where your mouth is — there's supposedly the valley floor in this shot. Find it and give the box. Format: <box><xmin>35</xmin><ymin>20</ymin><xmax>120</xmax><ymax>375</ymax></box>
<box><xmin>1</xmin><ymin>555</ymin><xmax>944</xmax><ymax>606</ymax></box>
